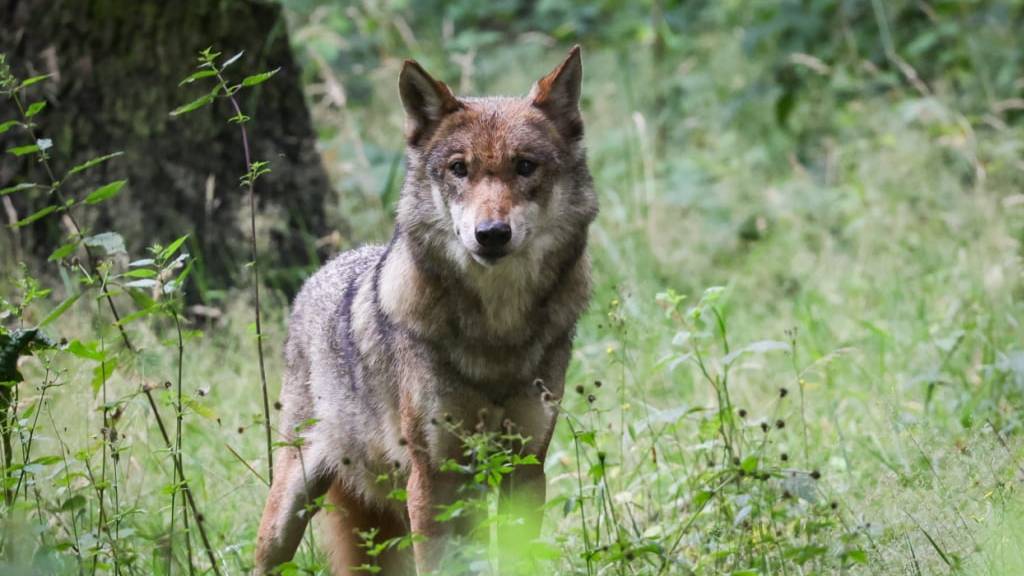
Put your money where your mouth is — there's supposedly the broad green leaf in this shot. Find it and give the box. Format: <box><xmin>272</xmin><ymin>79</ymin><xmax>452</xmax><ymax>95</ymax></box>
<box><xmin>170</xmin><ymin>92</ymin><xmax>215</xmax><ymax>117</ymax></box>
<box><xmin>60</xmin><ymin>495</ymin><xmax>87</xmax><ymax>512</ymax></box>
<box><xmin>66</xmin><ymin>339</ymin><xmax>103</xmax><ymax>361</ymax></box>
<box><xmin>25</xmin><ymin>101</ymin><xmax>46</xmax><ymax>117</ymax></box>
<box><xmin>37</xmin><ymin>292</ymin><xmax>83</xmax><ymax>328</ymax></box>
<box><xmin>178</xmin><ymin>69</ymin><xmax>217</xmax><ymax>86</ymax></box>
<box><xmin>65</xmin><ymin>151</ymin><xmax>124</xmax><ymax>178</ymax></box>
<box><xmin>122</xmin><ymin>268</ymin><xmax>156</xmax><ymax>279</ymax></box>
<box><xmin>19</xmin><ymin>74</ymin><xmax>52</xmax><ymax>89</ymax></box>
<box><xmin>0</xmin><ymin>182</ymin><xmax>42</xmax><ymax>196</ymax></box>
<box><xmin>0</xmin><ymin>120</ymin><xmax>18</xmax><ymax>134</ymax></box>
<box><xmin>84</xmin><ymin>180</ymin><xmax>126</xmax><ymax>205</ymax></box>
<box><xmin>7</xmin><ymin>144</ymin><xmax>39</xmax><ymax>157</ymax></box>
<box><xmin>48</xmin><ymin>241</ymin><xmax>79</xmax><ymax>261</ymax></box>
<box><xmin>241</xmin><ymin>68</ymin><xmax>280</xmax><ymax>87</ymax></box>
<box><xmin>740</xmin><ymin>455</ymin><xmax>759</xmax><ymax>473</ymax></box>
<box><xmin>12</xmin><ymin>204</ymin><xmax>57</xmax><ymax>227</ymax></box>
<box><xmin>83</xmin><ymin>231</ymin><xmax>126</xmax><ymax>255</ymax></box>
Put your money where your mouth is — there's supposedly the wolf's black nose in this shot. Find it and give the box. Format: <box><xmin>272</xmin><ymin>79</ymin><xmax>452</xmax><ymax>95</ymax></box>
<box><xmin>475</xmin><ymin>220</ymin><xmax>512</xmax><ymax>248</ymax></box>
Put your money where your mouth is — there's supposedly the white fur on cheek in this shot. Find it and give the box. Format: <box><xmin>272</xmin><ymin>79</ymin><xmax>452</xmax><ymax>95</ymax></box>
<box><xmin>433</xmin><ymin>183</ymin><xmax>471</xmax><ymax>270</ymax></box>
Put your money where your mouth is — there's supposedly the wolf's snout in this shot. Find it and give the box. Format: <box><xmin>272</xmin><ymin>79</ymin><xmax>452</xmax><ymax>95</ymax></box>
<box><xmin>475</xmin><ymin>220</ymin><xmax>512</xmax><ymax>249</ymax></box>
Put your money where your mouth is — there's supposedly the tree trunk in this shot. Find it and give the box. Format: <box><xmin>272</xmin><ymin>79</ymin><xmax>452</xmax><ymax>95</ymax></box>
<box><xmin>0</xmin><ymin>0</ymin><xmax>335</xmax><ymax>299</ymax></box>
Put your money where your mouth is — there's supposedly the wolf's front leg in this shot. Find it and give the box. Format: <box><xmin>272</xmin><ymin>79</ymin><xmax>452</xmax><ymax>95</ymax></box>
<box><xmin>254</xmin><ymin>446</ymin><xmax>330</xmax><ymax>574</ymax></box>
<box><xmin>406</xmin><ymin>456</ymin><xmax>462</xmax><ymax>574</ymax></box>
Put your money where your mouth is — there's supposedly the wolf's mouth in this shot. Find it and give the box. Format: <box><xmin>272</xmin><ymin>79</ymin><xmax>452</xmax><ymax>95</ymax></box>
<box><xmin>471</xmin><ymin>248</ymin><xmax>510</xmax><ymax>266</ymax></box>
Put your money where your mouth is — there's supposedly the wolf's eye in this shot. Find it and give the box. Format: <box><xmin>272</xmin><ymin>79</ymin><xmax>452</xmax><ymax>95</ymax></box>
<box><xmin>515</xmin><ymin>159</ymin><xmax>538</xmax><ymax>177</ymax></box>
<box><xmin>449</xmin><ymin>161</ymin><xmax>468</xmax><ymax>178</ymax></box>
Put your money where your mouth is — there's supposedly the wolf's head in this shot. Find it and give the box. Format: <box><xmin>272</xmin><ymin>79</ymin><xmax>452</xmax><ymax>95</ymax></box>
<box><xmin>396</xmin><ymin>47</ymin><xmax>597</xmax><ymax>275</ymax></box>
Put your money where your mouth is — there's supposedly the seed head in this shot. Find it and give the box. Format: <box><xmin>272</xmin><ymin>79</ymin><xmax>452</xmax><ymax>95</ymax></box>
<box><xmin>237</xmin><ymin>426</ymin><xmax>245</xmax><ymax>434</ymax></box>
<box><xmin>780</xmin><ymin>453</ymin><xmax>789</xmax><ymax>462</ymax></box>
<box><xmin>341</xmin><ymin>456</ymin><xmax>352</xmax><ymax>466</ymax></box>
<box><xmin>775</xmin><ymin>419</ymin><xmax>785</xmax><ymax>429</ymax></box>
<box><xmin>760</xmin><ymin>422</ymin><xmax>770</xmax><ymax>433</ymax></box>
<box><xmin>810</xmin><ymin>469</ymin><xmax>821</xmax><ymax>480</ymax></box>
<box><xmin>587</xmin><ymin>394</ymin><xmax>596</xmax><ymax>404</ymax></box>
<box><xmin>779</xmin><ymin>387</ymin><xmax>789</xmax><ymax>398</ymax></box>
<box><xmin>738</xmin><ymin>408</ymin><xmax>747</xmax><ymax>418</ymax></box>
<box><xmin>830</xmin><ymin>501</ymin><xmax>838</xmax><ymax>510</ymax></box>
<box><xmin>594</xmin><ymin>380</ymin><xmax>603</xmax><ymax>388</ymax></box>
<box><xmin>575</xmin><ymin>385</ymin><xmax>585</xmax><ymax>395</ymax></box>
<box><xmin>274</xmin><ymin>400</ymin><xmax>283</xmax><ymax>410</ymax></box>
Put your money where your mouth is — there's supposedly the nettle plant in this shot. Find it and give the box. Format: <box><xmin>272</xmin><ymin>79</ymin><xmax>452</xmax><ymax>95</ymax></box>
<box><xmin>0</xmin><ymin>52</ymin><xmax>233</xmax><ymax>573</ymax></box>
<box><xmin>547</xmin><ymin>287</ymin><xmax>871</xmax><ymax>575</ymax></box>
<box><xmin>172</xmin><ymin>46</ymin><xmax>279</xmax><ymax>486</ymax></box>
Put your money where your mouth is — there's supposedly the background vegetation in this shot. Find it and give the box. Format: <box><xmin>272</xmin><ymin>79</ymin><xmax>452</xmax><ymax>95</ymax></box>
<box><xmin>1</xmin><ymin>0</ymin><xmax>1023</xmax><ymax>574</ymax></box>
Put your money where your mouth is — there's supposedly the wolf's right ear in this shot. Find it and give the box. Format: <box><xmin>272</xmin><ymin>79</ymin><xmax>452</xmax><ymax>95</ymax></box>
<box><xmin>399</xmin><ymin>60</ymin><xmax>462</xmax><ymax>146</ymax></box>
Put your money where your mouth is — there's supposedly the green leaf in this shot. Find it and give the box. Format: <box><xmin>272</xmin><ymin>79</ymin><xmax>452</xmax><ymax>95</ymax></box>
<box><xmin>37</xmin><ymin>293</ymin><xmax>82</xmax><ymax>329</ymax></box>
<box><xmin>122</xmin><ymin>268</ymin><xmax>156</xmax><ymax>279</ymax></box>
<box><xmin>0</xmin><ymin>120</ymin><xmax>18</xmax><ymax>134</ymax></box>
<box><xmin>178</xmin><ymin>69</ymin><xmax>217</xmax><ymax>86</ymax></box>
<box><xmin>91</xmin><ymin>358</ymin><xmax>118</xmax><ymax>395</ymax></box>
<box><xmin>576</xmin><ymin>430</ymin><xmax>596</xmax><ymax>448</ymax></box>
<box><xmin>7</xmin><ymin>144</ymin><xmax>40</xmax><ymax>157</ymax></box>
<box><xmin>66</xmin><ymin>339</ymin><xmax>103</xmax><ymax>361</ymax></box>
<box><xmin>19</xmin><ymin>74</ymin><xmax>52</xmax><ymax>89</ymax></box>
<box><xmin>184</xmin><ymin>396</ymin><xmax>217</xmax><ymax>421</ymax></box>
<box><xmin>60</xmin><ymin>494</ymin><xmax>87</xmax><ymax>512</ymax></box>
<box><xmin>84</xmin><ymin>180</ymin><xmax>126</xmax><ymax>205</ymax></box>
<box><xmin>25</xmin><ymin>101</ymin><xmax>46</xmax><ymax>117</ymax></box>
<box><xmin>83</xmin><ymin>232</ymin><xmax>126</xmax><ymax>255</ymax></box>
<box><xmin>740</xmin><ymin>455</ymin><xmax>759</xmax><ymax>473</ymax></box>
<box><xmin>159</xmin><ymin>234</ymin><xmax>190</xmax><ymax>261</ymax></box>
<box><xmin>65</xmin><ymin>152</ymin><xmax>124</xmax><ymax>178</ymax></box>
<box><xmin>114</xmin><ymin>305</ymin><xmax>157</xmax><ymax>327</ymax></box>
<box><xmin>48</xmin><ymin>241</ymin><xmax>80</xmax><ymax>262</ymax></box>
<box><xmin>0</xmin><ymin>182</ymin><xmax>42</xmax><ymax>196</ymax></box>
<box><xmin>170</xmin><ymin>92</ymin><xmax>215</xmax><ymax>117</ymax></box>
<box><xmin>12</xmin><ymin>204</ymin><xmax>57</xmax><ymax>228</ymax></box>
<box><xmin>241</xmin><ymin>68</ymin><xmax>280</xmax><ymax>87</ymax></box>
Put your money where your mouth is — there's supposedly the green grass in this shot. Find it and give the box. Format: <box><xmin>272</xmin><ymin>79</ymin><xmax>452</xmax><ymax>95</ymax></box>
<box><xmin>3</xmin><ymin>15</ymin><xmax>1024</xmax><ymax>576</ymax></box>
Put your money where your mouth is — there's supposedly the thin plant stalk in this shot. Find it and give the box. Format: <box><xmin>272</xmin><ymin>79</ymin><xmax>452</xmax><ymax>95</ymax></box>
<box><xmin>212</xmin><ymin>65</ymin><xmax>274</xmax><ymax>486</ymax></box>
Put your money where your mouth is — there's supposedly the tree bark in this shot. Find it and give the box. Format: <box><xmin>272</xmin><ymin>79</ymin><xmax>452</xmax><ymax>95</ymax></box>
<box><xmin>0</xmin><ymin>0</ymin><xmax>334</xmax><ymax>299</ymax></box>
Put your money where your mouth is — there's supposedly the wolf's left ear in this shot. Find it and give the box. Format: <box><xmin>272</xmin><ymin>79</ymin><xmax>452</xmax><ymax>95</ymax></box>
<box><xmin>399</xmin><ymin>60</ymin><xmax>462</xmax><ymax>147</ymax></box>
<box><xmin>530</xmin><ymin>45</ymin><xmax>584</xmax><ymax>141</ymax></box>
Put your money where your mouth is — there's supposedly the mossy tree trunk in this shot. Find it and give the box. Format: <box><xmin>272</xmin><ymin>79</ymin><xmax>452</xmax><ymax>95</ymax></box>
<box><xmin>0</xmin><ymin>0</ymin><xmax>335</xmax><ymax>300</ymax></box>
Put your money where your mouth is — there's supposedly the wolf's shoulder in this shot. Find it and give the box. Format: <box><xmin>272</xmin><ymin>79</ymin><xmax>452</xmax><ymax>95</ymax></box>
<box><xmin>288</xmin><ymin>244</ymin><xmax>385</xmax><ymax>332</ymax></box>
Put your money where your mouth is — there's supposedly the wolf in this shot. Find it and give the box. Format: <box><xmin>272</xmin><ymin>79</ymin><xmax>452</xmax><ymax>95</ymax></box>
<box><xmin>254</xmin><ymin>45</ymin><xmax>597</xmax><ymax>575</ymax></box>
